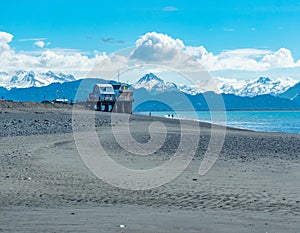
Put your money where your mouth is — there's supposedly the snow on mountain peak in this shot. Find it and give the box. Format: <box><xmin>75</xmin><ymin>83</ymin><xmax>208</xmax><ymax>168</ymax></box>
<box><xmin>257</xmin><ymin>77</ymin><xmax>271</xmax><ymax>84</ymax></box>
<box><xmin>132</xmin><ymin>73</ymin><xmax>299</xmax><ymax>97</ymax></box>
<box><xmin>133</xmin><ymin>73</ymin><xmax>179</xmax><ymax>93</ymax></box>
<box><xmin>1</xmin><ymin>69</ymin><xmax>297</xmax><ymax>98</ymax></box>
<box><xmin>0</xmin><ymin>70</ymin><xmax>76</xmax><ymax>89</ymax></box>
<box><xmin>43</xmin><ymin>71</ymin><xmax>76</xmax><ymax>82</ymax></box>
<box><xmin>217</xmin><ymin>76</ymin><xmax>298</xmax><ymax>97</ymax></box>
<box><xmin>137</xmin><ymin>73</ymin><xmax>163</xmax><ymax>83</ymax></box>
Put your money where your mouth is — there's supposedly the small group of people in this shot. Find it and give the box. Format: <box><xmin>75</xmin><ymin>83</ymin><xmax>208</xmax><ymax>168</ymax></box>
<box><xmin>148</xmin><ymin>112</ymin><xmax>175</xmax><ymax>119</ymax></box>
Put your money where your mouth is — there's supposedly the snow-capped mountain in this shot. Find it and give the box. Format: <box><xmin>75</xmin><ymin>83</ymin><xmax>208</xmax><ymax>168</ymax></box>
<box><xmin>132</xmin><ymin>73</ymin><xmax>299</xmax><ymax>97</ymax></box>
<box><xmin>132</xmin><ymin>73</ymin><xmax>179</xmax><ymax>93</ymax></box>
<box><xmin>0</xmin><ymin>70</ymin><xmax>76</xmax><ymax>89</ymax></box>
<box><xmin>215</xmin><ymin>77</ymin><xmax>247</xmax><ymax>95</ymax></box>
<box><xmin>177</xmin><ymin>84</ymin><xmax>201</xmax><ymax>95</ymax></box>
<box><xmin>217</xmin><ymin>76</ymin><xmax>298</xmax><ymax>97</ymax></box>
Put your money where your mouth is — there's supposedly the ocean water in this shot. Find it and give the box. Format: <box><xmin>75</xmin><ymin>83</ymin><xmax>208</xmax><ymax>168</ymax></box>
<box><xmin>137</xmin><ymin>111</ymin><xmax>300</xmax><ymax>134</ymax></box>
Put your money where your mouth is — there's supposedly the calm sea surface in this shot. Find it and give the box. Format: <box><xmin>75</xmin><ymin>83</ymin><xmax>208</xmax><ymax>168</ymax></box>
<box><xmin>136</xmin><ymin>111</ymin><xmax>300</xmax><ymax>134</ymax></box>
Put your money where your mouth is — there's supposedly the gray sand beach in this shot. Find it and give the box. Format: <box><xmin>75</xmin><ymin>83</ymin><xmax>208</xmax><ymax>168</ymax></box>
<box><xmin>1</xmin><ymin>104</ymin><xmax>300</xmax><ymax>232</ymax></box>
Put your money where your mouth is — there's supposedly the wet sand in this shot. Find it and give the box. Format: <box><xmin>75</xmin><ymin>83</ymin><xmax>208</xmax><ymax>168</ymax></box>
<box><xmin>1</xmin><ymin>105</ymin><xmax>300</xmax><ymax>232</ymax></box>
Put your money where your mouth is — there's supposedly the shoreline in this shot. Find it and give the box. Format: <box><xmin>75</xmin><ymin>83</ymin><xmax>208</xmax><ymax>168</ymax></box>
<box><xmin>135</xmin><ymin>110</ymin><xmax>300</xmax><ymax>135</ymax></box>
<box><xmin>1</xmin><ymin>100</ymin><xmax>299</xmax><ymax>135</ymax></box>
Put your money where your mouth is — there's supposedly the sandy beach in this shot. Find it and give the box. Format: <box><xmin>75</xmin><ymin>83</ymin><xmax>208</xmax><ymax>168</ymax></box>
<box><xmin>1</xmin><ymin>104</ymin><xmax>300</xmax><ymax>232</ymax></box>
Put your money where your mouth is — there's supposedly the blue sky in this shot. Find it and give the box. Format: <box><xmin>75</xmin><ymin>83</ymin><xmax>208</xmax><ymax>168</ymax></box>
<box><xmin>1</xmin><ymin>0</ymin><xmax>300</xmax><ymax>80</ymax></box>
<box><xmin>1</xmin><ymin>0</ymin><xmax>299</xmax><ymax>56</ymax></box>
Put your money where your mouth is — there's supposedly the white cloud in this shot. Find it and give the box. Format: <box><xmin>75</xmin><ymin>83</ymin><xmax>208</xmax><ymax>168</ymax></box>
<box><xmin>130</xmin><ymin>32</ymin><xmax>300</xmax><ymax>73</ymax></box>
<box><xmin>219</xmin><ymin>48</ymin><xmax>270</xmax><ymax>58</ymax></box>
<box><xmin>130</xmin><ymin>33</ymin><xmax>263</xmax><ymax>71</ymax></box>
<box><xmin>184</xmin><ymin>45</ymin><xmax>211</xmax><ymax>60</ymax></box>
<box><xmin>185</xmin><ymin>46</ymin><xmax>300</xmax><ymax>72</ymax></box>
<box><xmin>0</xmin><ymin>31</ymin><xmax>13</xmax><ymax>52</ymax></box>
<box><xmin>19</xmin><ymin>37</ymin><xmax>50</xmax><ymax>48</ymax></box>
<box><xmin>130</xmin><ymin>33</ymin><xmax>211</xmax><ymax>80</ymax></box>
<box><xmin>0</xmin><ymin>31</ymin><xmax>113</xmax><ymax>76</ymax></box>
<box><xmin>131</xmin><ymin>32</ymin><xmax>185</xmax><ymax>63</ymax></box>
<box><xmin>34</xmin><ymin>40</ymin><xmax>45</xmax><ymax>48</ymax></box>
<box><xmin>199</xmin><ymin>48</ymin><xmax>271</xmax><ymax>71</ymax></box>
<box><xmin>0</xmin><ymin>31</ymin><xmax>300</xmax><ymax>78</ymax></box>
<box><xmin>261</xmin><ymin>48</ymin><xmax>295</xmax><ymax>68</ymax></box>
<box><xmin>18</xmin><ymin>37</ymin><xmax>47</xmax><ymax>42</ymax></box>
<box><xmin>135</xmin><ymin>32</ymin><xmax>184</xmax><ymax>50</ymax></box>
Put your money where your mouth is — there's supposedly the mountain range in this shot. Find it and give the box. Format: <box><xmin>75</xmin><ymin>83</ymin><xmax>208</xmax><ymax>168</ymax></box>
<box><xmin>1</xmin><ymin>71</ymin><xmax>300</xmax><ymax>110</ymax></box>
<box><xmin>133</xmin><ymin>73</ymin><xmax>299</xmax><ymax>97</ymax></box>
<box><xmin>216</xmin><ymin>76</ymin><xmax>298</xmax><ymax>97</ymax></box>
<box><xmin>0</xmin><ymin>70</ymin><xmax>298</xmax><ymax>97</ymax></box>
<box><xmin>131</xmin><ymin>73</ymin><xmax>300</xmax><ymax>110</ymax></box>
<box><xmin>0</xmin><ymin>70</ymin><xmax>76</xmax><ymax>89</ymax></box>
<box><xmin>0</xmin><ymin>71</ymin><xmax>298</xmax><ymax>98</ymax></box>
